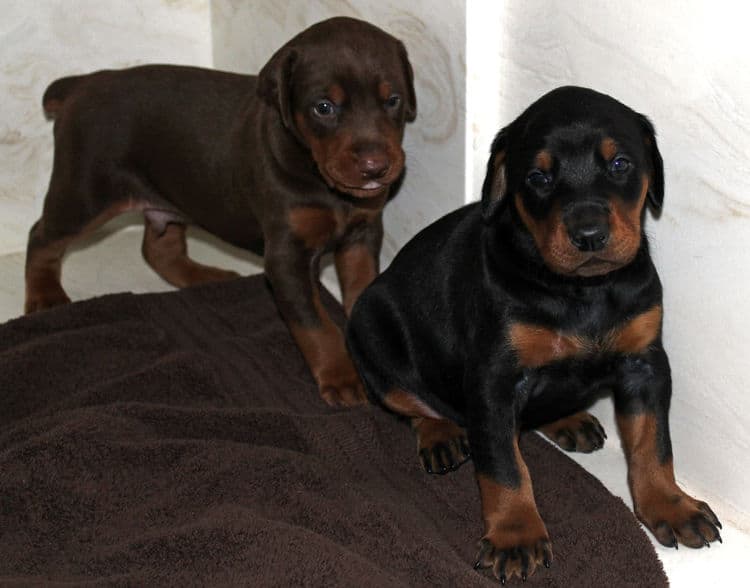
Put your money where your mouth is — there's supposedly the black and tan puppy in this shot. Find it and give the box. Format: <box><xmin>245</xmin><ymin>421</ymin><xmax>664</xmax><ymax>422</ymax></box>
<box><xmin>347</xmin><ymin>86</ymin><xmax>721</xmax><ymax>583</ymax></box>
<box><xmin>26</xmin><ymin>17</ymin><xmax>416</xmax><ymax>406</ymax></box>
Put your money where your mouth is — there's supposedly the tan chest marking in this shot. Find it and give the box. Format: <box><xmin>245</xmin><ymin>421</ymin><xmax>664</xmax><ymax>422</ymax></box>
<box><xmin>287</xmin><ymin>207</ymin><xmax>337</xmax><ymax>249</ymax></box>
<box><xmin>508</xmin><ymin>305</ymin><xmax>662</xmax><ymax>368</ymax></box>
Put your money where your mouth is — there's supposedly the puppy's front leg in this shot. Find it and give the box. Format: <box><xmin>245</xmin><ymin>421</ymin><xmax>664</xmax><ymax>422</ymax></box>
<box><xmin>334</xmin><ymin>215</ymin><xmax>382</xmax><ymax>317</ymax></box>
<box><xmin>265</xmin><ymin>233</ymin><xmax>366</xmax><ymax>407</ymax></box>
<box><xmin>469</xmin><ymin>371</ymin><xmax>552</xmax><ymax>583</ymax></box>
<box><xmin>615</xmin><ymin>350</ymin><xmax>722</xmax><ymax>548</ymax></box>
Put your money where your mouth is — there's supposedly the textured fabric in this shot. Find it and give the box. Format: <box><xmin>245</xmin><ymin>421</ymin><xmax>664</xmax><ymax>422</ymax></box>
<box><xmin>0</xmin><ymin>275</ymin><xmax>667</xmax><ymax>586</ymax></box>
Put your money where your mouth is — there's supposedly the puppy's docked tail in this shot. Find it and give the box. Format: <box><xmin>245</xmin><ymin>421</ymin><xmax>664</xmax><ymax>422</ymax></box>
<box><xmin>42</xmin><ymin>75</ymin><xmax>85</xmax><ymax>121</ymax></box>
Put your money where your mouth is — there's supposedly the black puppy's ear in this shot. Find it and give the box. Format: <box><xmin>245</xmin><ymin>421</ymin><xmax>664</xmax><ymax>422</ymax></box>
<box><xmin>257</xmin><ymin>47</ymin><xmax>298</xmax><ymax>130</ymax></box>
<box><xmin>481</xmin><ymin>128</ymin><xmax>509</xmax><ymax>222</ymax></box>
<box><xmin>397</xmin><ymin>41</ymin><xmax>417</xmax><ymax>122</ymax></box>
<box><xmin>639</xmin><ymin>114</ymin><xmax>664</xmax><ymax>212</ymax></box>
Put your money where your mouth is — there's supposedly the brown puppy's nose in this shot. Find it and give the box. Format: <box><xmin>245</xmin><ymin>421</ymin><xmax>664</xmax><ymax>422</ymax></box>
<box><xmin>358</xmin><ymin>151</ymin><xmax>390</xmax><ymax>180</ymax></box>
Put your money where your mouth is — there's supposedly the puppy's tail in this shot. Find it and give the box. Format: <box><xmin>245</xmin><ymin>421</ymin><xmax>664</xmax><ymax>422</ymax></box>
<box><xmin>42</xmin><ymin>75</ymin><xmax>84</xmax><ymax>121</ymax></box>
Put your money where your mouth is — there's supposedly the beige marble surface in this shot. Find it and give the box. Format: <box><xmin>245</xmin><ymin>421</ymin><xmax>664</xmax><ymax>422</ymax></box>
<box><xmin>0</xmin><ymin>0</ymin><xmax>212</xmax><ymax>255</ymax></box>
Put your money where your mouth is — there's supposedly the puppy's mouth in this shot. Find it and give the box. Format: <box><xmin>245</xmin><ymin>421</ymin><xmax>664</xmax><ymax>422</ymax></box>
<box><xmin>329</xmin><ymin>178</ymin><xmax>392</xmax><ymax>199</ymax></box>
<box><xmin>320</xmin><ymin>170</ymin><xmax>393</xmax><ymax>198</ymax></box>
<box><xmin>317</xmin><ymin>153</ymin><xmax>404</xmax><ymax>199</ymax></box>
<box><xmin>569</xmin><ymin>256</ymin><xmax>625</xmax><ymax>277</ymax></box>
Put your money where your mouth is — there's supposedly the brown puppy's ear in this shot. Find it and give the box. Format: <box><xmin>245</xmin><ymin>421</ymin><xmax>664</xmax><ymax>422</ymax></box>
<box><xmin>397</xmin><ymin>41</ymin><xmax>417</xmax><ymax>122</ymax></box>
<box><xmin>481</xmin><ymin>128</ymin><xmax>509</xmax><ymax>222</ymax></box>
<box><xmin>639</xmin><ymin>114</ymin><xmax>664</xmax><ymax>212</ymax></box>
<box><xmin>257</xmin><ymin>47</ymin><xmax>298</xmax><ymax>130</ymax></box>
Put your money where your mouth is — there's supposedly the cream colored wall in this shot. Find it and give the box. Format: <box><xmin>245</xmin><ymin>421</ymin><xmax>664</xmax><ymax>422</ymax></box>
<box><xmin>468</xmin><ymin>0</ymin><xmax>750</xmax><ymax>527</ymax></box>
<box><xmin>211</xmin><ymin>0</ymin><xmax>467</xmax><ymax>264</ymax></box>
<box><xmin>0</xmin><ymin>0</ymin><xmax>212</xmax><ymax>255</ymax></box>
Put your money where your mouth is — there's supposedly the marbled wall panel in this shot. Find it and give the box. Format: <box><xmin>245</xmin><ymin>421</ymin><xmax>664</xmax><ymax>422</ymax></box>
<box><xmin>0</xmin><ymin>0</ymin><xmax>212</xmax><ymax>255</ymax></box>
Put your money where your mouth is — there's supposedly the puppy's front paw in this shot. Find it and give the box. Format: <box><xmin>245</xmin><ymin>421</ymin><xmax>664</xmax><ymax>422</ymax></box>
<box><xmin>316</xmin><ymin>355</ymin><xmax>368</xmax><ymax>408</ymax></box>
<box><xmin>637</xmin><ymin>491</ymin><xmax>722</xmax><ymax>549</ymax></box>
<box><xmin>474</xmin><ymin>520</ymin><xmax>552</xmax><ymax>584</ymax></box>
<box><xmin>539</xmin><ymin>411</ymin><xmax>606</xmax><ymax>453</ymax></box>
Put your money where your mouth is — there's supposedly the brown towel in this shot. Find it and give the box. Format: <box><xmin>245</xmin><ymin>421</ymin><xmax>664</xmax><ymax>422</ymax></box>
<box><xmin>0</xmin><ymin>275</ymin><xmax>667</xmax><ymax>586</ymax></box>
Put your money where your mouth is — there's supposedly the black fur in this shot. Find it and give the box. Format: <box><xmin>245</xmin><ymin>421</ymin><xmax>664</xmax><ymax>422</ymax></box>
<box><xmin>348</xmin><ymin>86</ymin><xmax>667</xmax><ymax>459</ymax></box>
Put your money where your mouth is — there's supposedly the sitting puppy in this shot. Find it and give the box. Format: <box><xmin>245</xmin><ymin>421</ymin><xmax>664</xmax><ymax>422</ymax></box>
<box><xmin>25</xmin><ymin>17</ymin><xmax>416</xmax><ymax>406</ymax></box>
<box><xmin>347</xmin><ymin>86</ymin><xmax>721</xmax><ymax>583</ymax></box>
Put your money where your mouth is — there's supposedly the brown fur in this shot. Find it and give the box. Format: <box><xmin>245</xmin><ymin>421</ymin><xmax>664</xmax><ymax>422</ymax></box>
<box><xmin>26</xmin><ymin>17</ymin><xmax>416</xmax><ymax>405</ymax></box>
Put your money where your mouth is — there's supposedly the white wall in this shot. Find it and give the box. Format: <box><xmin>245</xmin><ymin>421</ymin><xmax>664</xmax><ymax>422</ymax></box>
<box><xmin>0</xmin><ymin>0</ymin><xmax>212</xmax><ymax>255</ymax></box>
<box><xmin>467</xmin><ymin>0</ymin><xmax>750</xmax><ymax>528</ymax></box>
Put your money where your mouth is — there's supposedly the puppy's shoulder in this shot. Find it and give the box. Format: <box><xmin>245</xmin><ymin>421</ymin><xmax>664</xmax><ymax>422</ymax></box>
<box><xmin>389</xmin><ymin>203</ymin><xmax>481</xmax><ymax>271</ymax></box>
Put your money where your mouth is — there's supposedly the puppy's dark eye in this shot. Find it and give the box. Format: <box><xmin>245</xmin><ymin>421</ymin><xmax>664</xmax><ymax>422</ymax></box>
<box><xmin>526</xmin><ymin>170</ymin><xmax>552</xmax><ymax>190</ymax></box>
<box><xmin>313</xmin><ymin>100</ymin><xmax>336</xmax><ymax>118</ymax></box>
<box><xmin>609</xmin><ymin>156</ymin><xmax>631</xmax><ymax>176</ymax></box>
<box><xmin>385</xmin><ymin>94</ymin><xmax>401</xmax><ymax>109</ymax></box>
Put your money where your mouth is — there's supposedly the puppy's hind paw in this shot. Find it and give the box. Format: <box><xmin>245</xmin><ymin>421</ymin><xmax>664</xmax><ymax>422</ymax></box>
<box><xmin>413</xmin><ymin>417</ymin><xmax>471</xmax><ymax>474</ymax></box>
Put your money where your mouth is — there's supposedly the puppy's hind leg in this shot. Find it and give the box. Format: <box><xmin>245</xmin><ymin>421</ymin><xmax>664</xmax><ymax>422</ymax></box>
<box><xmin>141</xmin><ymin>210</ymin><xmax>240</xmax><ymax>288</ymax></box>
<box><xmin>413</xmin><ymin>417</ymin><xmax>471</xmax><ymax>474</ymax></box>
<box><xmin>25</xmin><ymin>199</ymin><xmax>135</xmax><ymax>314</ymax></box>
<box><xmin>538</xmin><ymin>411</ymin><xmax>607</xmax><ymax>453</ymax></box>
<box><xmin>25</xmin><ymin>220</ymin><xmax>72</xmax><ymax>314</ymax></box>
<box><xmin>382</xmin><ymin>388</ymin><xmax>471</xmax><ymax>474</ymax></box>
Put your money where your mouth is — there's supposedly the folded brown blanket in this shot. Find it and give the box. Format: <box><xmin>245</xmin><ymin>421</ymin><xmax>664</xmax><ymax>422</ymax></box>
<box><xmin>0</xmin><ymin>275</ymin><xmax>667</xmax><ymax>586</ymax></box>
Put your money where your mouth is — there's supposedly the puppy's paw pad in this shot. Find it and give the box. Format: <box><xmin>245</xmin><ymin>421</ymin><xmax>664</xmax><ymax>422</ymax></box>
<box><xmin>639</xmin><ymin>495</ymin><xmax>722</xmax><ymax>549</ymax></box>
<box><xmin>474</xmin><ymin>536</ymin><xmax>552</xmax><ymax>583</ymax></box>
<box><xmin>540</xmin><ymin>411</ymin><xmax>606</xmax><ymax>453</ymax></box>
<box><xmin>319</xmin><ymin>383</ymin><xmax>368</xmax><ymax>407</ymax></box>
<box><xmin>414</xmin><ymin>418</ymin><xmax>470</xmax><ymax>474</ymax></box>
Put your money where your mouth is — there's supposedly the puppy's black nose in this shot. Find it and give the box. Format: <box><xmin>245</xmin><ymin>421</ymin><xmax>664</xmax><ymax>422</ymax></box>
<box><xmin>570</xmin><ymin>225</ymin><xmax>609</xmax><ymax>252</ymax></box>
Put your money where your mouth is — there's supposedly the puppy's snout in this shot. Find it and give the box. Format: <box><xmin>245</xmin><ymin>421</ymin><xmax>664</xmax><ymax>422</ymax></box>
<box><xmin>565</xmin><ymin>203</ymin><xmax>610</xmax><ymax>252</ymax></box>
<box><xmin>570</xmin><ymin>224</ymin><xmax>609</xmax><ymax>252</ymax></box>
<box><xmin>358</xmin><ymin>151</ymin><xmax>390</xmax><ymax>180</ymax></box>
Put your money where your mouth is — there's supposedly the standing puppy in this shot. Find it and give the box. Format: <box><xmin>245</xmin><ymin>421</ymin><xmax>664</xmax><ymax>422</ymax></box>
<box><xmin>347</xmin><ymin>87</ymin><xmax>721</xmax><ymax>583</ymax></box>
<box><xmin>26</xmin><ymin>17</ymin><xmax>416</xmax><ymax>406</ymax></box>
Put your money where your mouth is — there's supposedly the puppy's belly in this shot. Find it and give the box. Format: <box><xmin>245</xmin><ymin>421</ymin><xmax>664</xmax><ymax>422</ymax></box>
<box><xmin>517</xmin><ymin>357</ymin><xmax>619</xmax><ymax>429</ymax></box>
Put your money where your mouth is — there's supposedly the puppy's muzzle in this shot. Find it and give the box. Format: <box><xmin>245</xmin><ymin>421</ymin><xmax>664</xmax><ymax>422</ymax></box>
<box><xmin>564</xmin><ymin>202</ymin><xmax>610</xmax><ymax>252</ymax></box>
<box><xmin>358</xmin><ymin>149</ymin><xmax>390</xmax><ymax>182</ymax></box>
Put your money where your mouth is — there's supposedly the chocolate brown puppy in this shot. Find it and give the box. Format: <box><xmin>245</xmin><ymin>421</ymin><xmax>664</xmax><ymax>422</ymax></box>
<box><xmin>347</xmin><ymin>87</ymin><xmax>721</xmax><ymax>583</ymax></box>
<box><xmin>26</xmin><ymin>17</ymin><xmax>416</xmax><ymax>406</ymax></box>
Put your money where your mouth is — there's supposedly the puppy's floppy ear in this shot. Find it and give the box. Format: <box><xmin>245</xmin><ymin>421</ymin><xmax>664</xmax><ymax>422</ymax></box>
<box><xmin>397</xmin><ymin>41</ymin><xmax>417</xmax><ymax>122</ymax></box>
<box><xmin>481</xmin><ymin>128</ymin><xmax>509</xmax><ymax>222</ymax></box>
<box><xmin>257</xmin><ymin>47</ymin><xmax>298</xmax><ymax>130</ymax></box>
<box><xmin>639</xmin><ymin>114</ymin><xmax>664</xmax><ymax>212</ymax></box>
